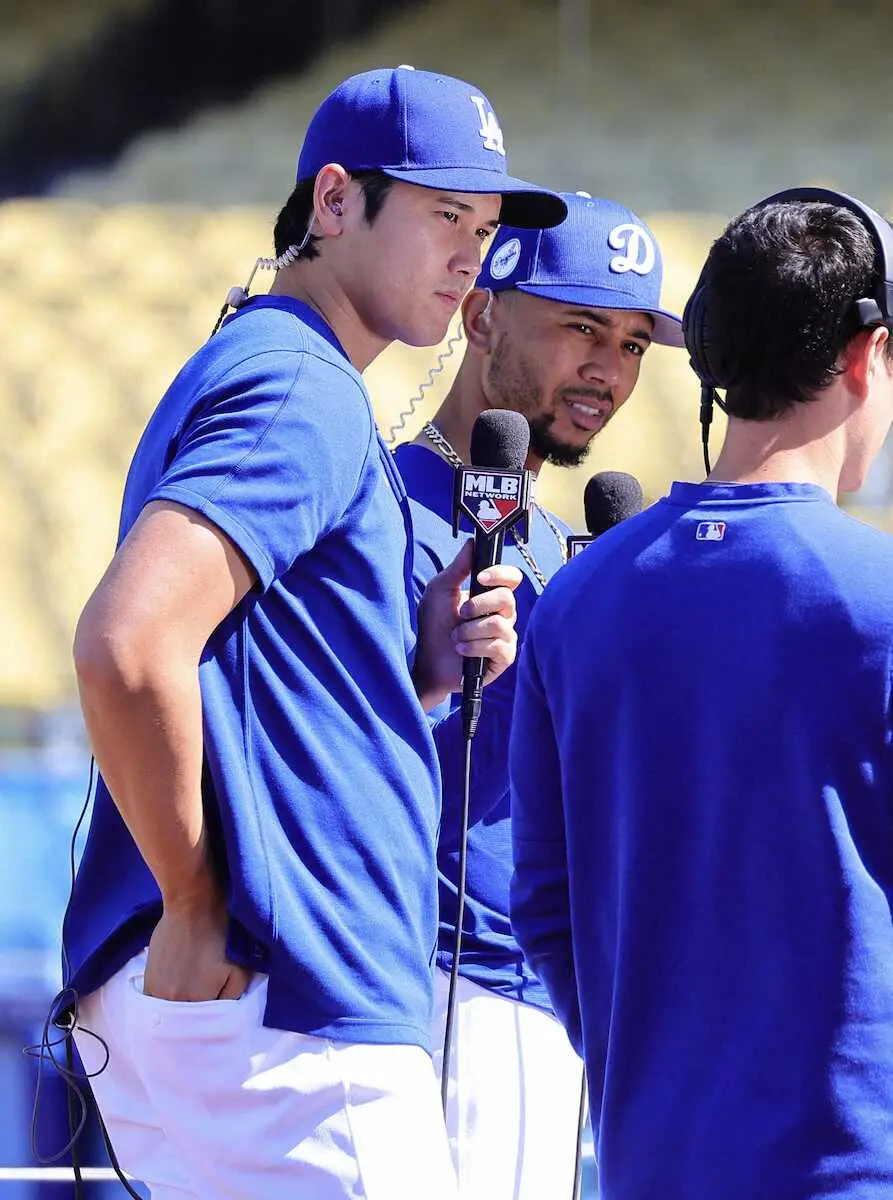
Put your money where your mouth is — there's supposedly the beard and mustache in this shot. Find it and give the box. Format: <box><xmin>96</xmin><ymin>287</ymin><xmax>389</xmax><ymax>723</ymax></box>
<box><xmin>487</xmin><ymin>331</ymin><xmax>613</xmax><ymax>468</ymax></box>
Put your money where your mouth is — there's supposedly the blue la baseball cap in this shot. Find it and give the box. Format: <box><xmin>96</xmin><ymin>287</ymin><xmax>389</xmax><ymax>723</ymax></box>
<box><xmin>297</xmin><ymin>66</ymin><xmax>567</xmax><ymax>230</ymax></box>
<box><xmin>477</xmin><ymin>191</ymin><xmax>684</xmax><ymax>346</ymax></box>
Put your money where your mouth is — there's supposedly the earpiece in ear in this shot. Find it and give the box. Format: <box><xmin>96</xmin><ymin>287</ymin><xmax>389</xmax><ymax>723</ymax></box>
<box><xmin>330</xmin><ymin>201</ymin><xmax>343</xmax><ymax>216</ymax></box>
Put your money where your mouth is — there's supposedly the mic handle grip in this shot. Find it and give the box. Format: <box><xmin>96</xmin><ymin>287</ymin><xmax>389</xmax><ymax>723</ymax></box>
<box><xmin>461</xmin><ymin>528</ymin><xmax>505</xmax><ymax>740</ymax></box>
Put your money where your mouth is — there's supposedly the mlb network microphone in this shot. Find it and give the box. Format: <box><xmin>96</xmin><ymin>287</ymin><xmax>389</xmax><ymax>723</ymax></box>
<box><xmin>452</xmin><ymin>467</ymin><xmax>532</xmax><ymax>540</ymax></box>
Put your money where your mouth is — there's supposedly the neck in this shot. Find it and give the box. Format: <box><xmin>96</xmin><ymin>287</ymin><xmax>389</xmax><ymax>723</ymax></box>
<box><xmin>418</xmin><ymin>358</ymin><xmax>544</xmax><ymax>472</ymax></box>
<box><xmin>269</xmin><ymin>264</ymin><xmax>389</xmax><ymax>373</ymax></box>
<box><xmin>708</xmin><ymin>406</ymin><xmax>848</xmax><ymax>496</ymax></box>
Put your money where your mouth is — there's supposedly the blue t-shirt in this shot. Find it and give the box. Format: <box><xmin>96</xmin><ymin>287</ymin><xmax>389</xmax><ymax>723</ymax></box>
<box><xmin>66</xmin><ymin>296</ymin><xmax>442</xmax><ymax>1049</ymax></box>
<box><xmin>511</xmin><ymin>481</ymin><xmax>893</xmax><ymax>1199</ymax></box>
<box><xmin>394</xmin><ymin>442</ymin><xmax>569</xmax><ymax>1010</ymax></box>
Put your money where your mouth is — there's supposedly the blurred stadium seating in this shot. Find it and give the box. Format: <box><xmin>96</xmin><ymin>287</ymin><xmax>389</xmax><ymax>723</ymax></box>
<box><xmin>3</xmin><ymin>0</ymin><xmax>892</xmax><ymax>706</ymax></box>
<box><xmin>0</xmin><ymin>198</ymin><xmax>722</xmax><ymax>707</ymax></box>
<box><xmin>48</xmin><ymin>0</ymin><xmax>893</xmax><ymax>218</ymax></box>
<box><xmin>0</xmin><ymin>0</ymin><xmax>146</xmax><ymax>92</ymax></box>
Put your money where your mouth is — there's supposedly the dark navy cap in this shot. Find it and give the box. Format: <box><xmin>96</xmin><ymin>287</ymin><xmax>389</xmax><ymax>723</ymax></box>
<box><xmin>478</xmin><ymin>191</ymin><xmax>684</xmax><ymax>346</ymax></box>
<box><xmin>297</xmin><ymin>66</ymin><xmax>567</xmax><ymax>230</ymax></box>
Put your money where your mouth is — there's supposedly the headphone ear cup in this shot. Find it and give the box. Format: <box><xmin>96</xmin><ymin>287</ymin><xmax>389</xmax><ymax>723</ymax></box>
<box><xmin>683</xmin><ymin>283</ymin><xmax>719</xmax><ymax>387</ymax></box>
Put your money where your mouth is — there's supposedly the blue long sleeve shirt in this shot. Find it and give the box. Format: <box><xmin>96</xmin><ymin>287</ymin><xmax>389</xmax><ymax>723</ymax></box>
<box><xmin>511</xmin><ymin>481</ymin><xmax>893</xmax><ymax>1199</ymax></box>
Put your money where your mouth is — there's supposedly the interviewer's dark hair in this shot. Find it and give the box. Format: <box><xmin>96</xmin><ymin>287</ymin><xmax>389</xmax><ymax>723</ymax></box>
<box><xmin>699</xmin><ymin>201</ymin><xmax>893</xmax><ymax>420</ymax></box>
<box><xmin>273</xmin><ymin>170</ymin><xmax>395</xmax><ymax>261</ymax></box>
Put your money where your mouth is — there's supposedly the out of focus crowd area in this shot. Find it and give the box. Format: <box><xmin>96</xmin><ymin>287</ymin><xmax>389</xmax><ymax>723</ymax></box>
<box><xmin>1</xmin><ymin>0</ymin><xmax>891</xmax><ymax>1193</ymax></box>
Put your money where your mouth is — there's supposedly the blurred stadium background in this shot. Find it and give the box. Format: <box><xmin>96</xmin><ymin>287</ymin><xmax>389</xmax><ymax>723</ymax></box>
<box><xmin>1</xmin><ymin>0</ymin><xmax>891</xmax><ymax>1193</ymax></box>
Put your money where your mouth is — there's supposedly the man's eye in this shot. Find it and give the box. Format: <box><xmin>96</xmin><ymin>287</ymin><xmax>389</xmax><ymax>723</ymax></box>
<box><xmin>477</xmin><ymin>228</ymin><xmax>493</xmax><ymax>242</ymax></box>
<box><xmin>625</xmin><ymin>343</ymin><xmax>646</xmax><ymax>357</ymax></box>
<box><xmin>441</xmin><ymin>210</ymin><xmax>460</xmax><ymax>224</ymax></box>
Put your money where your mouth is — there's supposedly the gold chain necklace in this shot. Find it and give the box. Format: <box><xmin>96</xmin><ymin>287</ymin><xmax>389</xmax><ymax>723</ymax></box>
<box><xmin>420</xmin><ymin>420</ymin><xmax>567</xmax><ymax>590</ymax></box>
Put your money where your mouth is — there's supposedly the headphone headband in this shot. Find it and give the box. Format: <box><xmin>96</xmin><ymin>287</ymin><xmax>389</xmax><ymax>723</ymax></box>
<box><xmin>683</xmin><ymin>185</ymin><xmax>893</xmax><ymax>390</ymax></box>
<box><xmin>682</xmin><ymin>185</ymin><xmax>893</xmax><ymax>472</ymax></box>
<box><xmin>756</xmin><ymin>186</ymin><xmax>893</xmax><ymax>324</ymax></box>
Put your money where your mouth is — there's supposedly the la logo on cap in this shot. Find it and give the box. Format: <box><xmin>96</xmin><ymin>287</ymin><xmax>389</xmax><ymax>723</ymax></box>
<box><xmin>469</xmin><ymin>95</ymin><xmax>506</xmax><ymax>156</ymax></box>
<box><xmin>609</xmin><ymin>224</ymin><xmax>656</xmax><ymax>276</ymax></box>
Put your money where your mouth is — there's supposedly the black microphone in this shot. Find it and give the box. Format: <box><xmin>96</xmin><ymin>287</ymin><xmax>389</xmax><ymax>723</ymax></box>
<box><xmin>452</xmin><ymin>410</ymin><xmax>532</xmax><ymax>739</ymax></box>
<box><xmin>566</xmin><ymin>470</ymin><xmax>645</xmax><ymax>557</ymax></box>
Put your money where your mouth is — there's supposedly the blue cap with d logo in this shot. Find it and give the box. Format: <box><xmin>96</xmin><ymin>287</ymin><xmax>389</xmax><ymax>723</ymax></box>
<box><xmin>478</xmin><ymin>191</ymin><xmax>684</xmax><ymax>346</ymax></box>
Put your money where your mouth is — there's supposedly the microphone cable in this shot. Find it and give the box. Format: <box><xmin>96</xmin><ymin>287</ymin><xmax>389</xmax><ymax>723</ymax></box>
<box><xmin>25</xmin><ymin>756</ymin><xmax>143</xmax><ymax>1198</ymax></box>
<box><xmin>700</xmin><ymin>384</ymin><xmax>728</xmax><ymax>476</ymax></box>
<box><xmin>439</xmin><ymin>410</ymin><xmax>531</xmax><ymax>1113</ymax></box>
<box><xmin>440</xmin><ymin>732</ymin><xmax>473</xmax><ymax>1113</ymax></box>
<box><xmin>572</xmin><ymin>1068</ymin><xmax>588</xmax><ymax>1200</ymax></box>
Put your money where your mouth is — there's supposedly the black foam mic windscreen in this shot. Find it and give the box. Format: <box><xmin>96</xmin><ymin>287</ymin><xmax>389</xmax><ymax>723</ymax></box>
<box><xmin>469</xmin><ymin>409</ymin><xmax>530</xmax><ymax>472</ymax></box>
<box><xmin>584</xmin><ymin>471</ymin><xmax>645</xmax><ymax>535</ymax></box>
<box><xmin>456</xmin><ymin>409</ymin><xmax>532</xmax><ymax>740</ymax></box>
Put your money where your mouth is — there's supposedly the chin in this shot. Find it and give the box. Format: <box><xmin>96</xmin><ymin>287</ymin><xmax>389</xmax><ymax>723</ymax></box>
<box><xmin>533</xmin><ymin>438</ymin><xmax>592</xmax><ymax>469</ymax></box>
<box><xmin>401</xmin><ymin>317</ymin><xmax>454</xmax><ymax>349</ymax></box>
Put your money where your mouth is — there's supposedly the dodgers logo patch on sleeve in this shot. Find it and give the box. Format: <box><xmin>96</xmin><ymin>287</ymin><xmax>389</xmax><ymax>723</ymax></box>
<box><xmin>696</xmin><ymin>521</ymin><xmax>726</xmax><ymax>541</ymax></box>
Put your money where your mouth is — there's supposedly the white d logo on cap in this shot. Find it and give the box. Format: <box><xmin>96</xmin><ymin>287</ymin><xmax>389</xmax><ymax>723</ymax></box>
<box><xmin>608</xmin><ymin>224</ymin><xmax>656</xmax><ymax>275</ymax></box>
<box><xmin>489</xmin><ymin>237</ymin><xmax>522</xmax><ymax>280</ymax></box>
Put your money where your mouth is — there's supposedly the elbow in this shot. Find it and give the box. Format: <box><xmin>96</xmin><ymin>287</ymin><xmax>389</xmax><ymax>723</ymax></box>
<box><xmin>73</xmin><ymin>598</ymin><xmax>153</xmax><ymax>701</ymax></box>
<box><xmin>73</xmin><ymin>603</ymin><xmax>120</xmax><ymax>700</ymax></box>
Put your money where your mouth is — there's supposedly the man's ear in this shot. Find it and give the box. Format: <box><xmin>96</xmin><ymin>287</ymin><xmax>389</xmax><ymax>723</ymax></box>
<box><xmin>463</xmin><ymin>288</ymin><xmax>497</xmax><ymax>351</ymax></box>
<box><xmin>312</xmin><ymin>163</ymin><xmax>351</xmax><ymax>238</ymax></box>
<box><xmin>844</xmin><ymin>325</ymin><xmax>890</xmax><ymax>400</ymax></box>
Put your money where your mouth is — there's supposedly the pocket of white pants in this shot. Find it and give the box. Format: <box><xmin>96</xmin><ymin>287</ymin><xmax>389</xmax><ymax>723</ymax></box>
<box><xmin>126</xmin><ymin>970</ymin><xmax>267</xmax><ymax>1043</ymax></box>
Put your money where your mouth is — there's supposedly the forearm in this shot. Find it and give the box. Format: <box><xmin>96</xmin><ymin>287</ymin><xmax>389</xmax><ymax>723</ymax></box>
<box><xmin>75</xmin><ymin>632</ymin><xmax>218</xmax><ymax>908</ymax></box>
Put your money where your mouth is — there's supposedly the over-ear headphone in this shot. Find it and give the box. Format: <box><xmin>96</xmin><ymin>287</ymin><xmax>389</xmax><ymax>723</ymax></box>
<box><xmin>682</xmin><ymin>186</ymin><xmax>893</xmax><ymax>472</ymax></box>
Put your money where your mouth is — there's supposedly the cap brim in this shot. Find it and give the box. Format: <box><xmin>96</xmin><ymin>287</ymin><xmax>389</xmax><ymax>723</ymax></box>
<box><xmin>517</xmin><ymin>282</ymin><xmax>685</xmax><ymax>347</ymax></box>
<box><xmin>382</xmin><ymin>166</ymin><xmax>567</xmax><ymax>229</ymax></box>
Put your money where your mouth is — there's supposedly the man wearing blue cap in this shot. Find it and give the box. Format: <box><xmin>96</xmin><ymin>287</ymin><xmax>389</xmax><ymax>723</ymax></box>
<box><xmin>66</xmin><ymin>67</ymin><xmax>563</xmax><ymax>1198</ymax></box>
<box><xmin>394</xmin><ymin>192</ymin><xmax>682</xmax><ymax>1199</ymax></box>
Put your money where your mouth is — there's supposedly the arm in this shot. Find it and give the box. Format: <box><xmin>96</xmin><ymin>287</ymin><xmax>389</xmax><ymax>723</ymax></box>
<box><xmin>509</xmin><ymin>623</ymin><xmax>582</xmax><ymax>1053</ymax></box>
<box><xmin>74</xmin><ymin>500</ymin><xmax>255</xmax><ymax>1001</ymax></box>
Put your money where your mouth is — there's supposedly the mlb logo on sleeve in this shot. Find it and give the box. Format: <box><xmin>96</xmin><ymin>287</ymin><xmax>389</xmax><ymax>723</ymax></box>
<box><xmin>696</xmin><ymin>521</ymin><xmax>726</xmax><ymax>541</ymax></box>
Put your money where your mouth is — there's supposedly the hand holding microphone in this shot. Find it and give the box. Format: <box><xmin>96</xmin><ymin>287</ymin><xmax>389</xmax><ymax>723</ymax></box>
<box><xmin>452</xmin><ymin>410</ymin><xmax>533</xmax><ymax>738</ymax></box>
<box><xmin>566</xmin><ymin>470</ymin><xmax>644</xmax><ymax>558</ymax></box>
<box><xmin>413</xmin><ymin>410</ymin><xmax>528</xmax><ymax>721</ymax></box>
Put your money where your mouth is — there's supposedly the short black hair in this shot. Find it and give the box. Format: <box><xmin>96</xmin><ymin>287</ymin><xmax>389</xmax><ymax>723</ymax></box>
<box><xmin>273</xmin><ymin>170</ymin><xmax>395</xmax><ymax>261</ymax></box>
<box><xmin>698</xmin><ymin>200</ymin><xmax>893</xmax><ymax>421</ymax></box>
